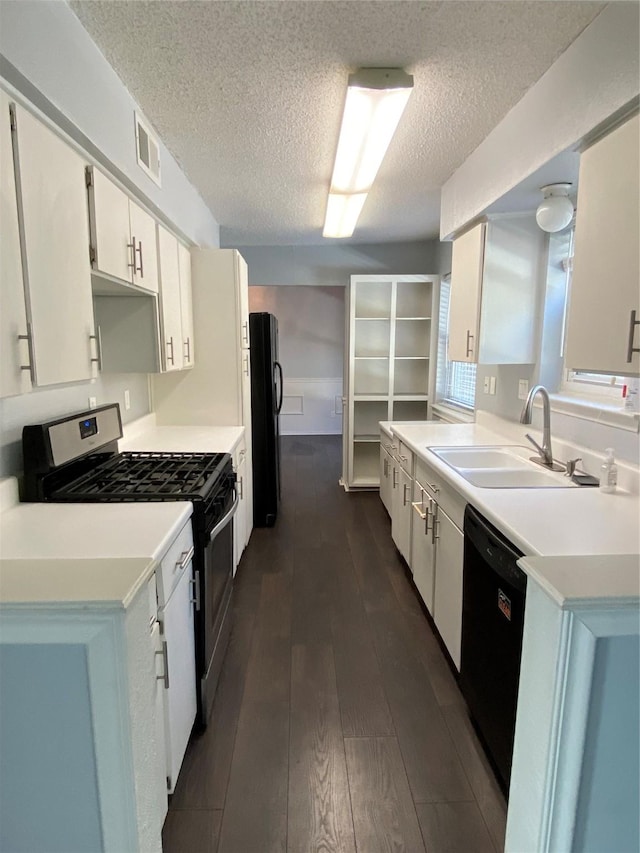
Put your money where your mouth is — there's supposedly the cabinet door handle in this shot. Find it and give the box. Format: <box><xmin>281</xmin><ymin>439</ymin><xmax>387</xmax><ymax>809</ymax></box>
<box><xmin>383</xmin><ymin>458</ymin><xmax>388</xmax><ymax>477</ymax></box>
<box><xmin>403</xmin><ymin>483</ymin><xmax>410</xmax><ymax>506</ymax></box>
<box><xmin>412</xmin><ymin>500</ymin><xmax>427</xmax><ymax>520</ymax></box>
<box><xmin>167</xmin><ymin>336</ymin><xmax>175</xmax><ymax>366</ymax></box>
<box><xmin>190</xmin><ymin>571</ymin><xmax>201</xmax><ymax>611</ymax></box>
<box><xmin>156</xmin><ymin>640</ymin><xmax>170</xmax><ymax>689</ymax></box>
<box><xmin>89</xmin><ymin>327</ymin><xmax>103</xmax><ymax>371</ymax></box>
<box><xmin>392</xmin><ymin>468</ymin><xmax>398</xmax><ymax>488</ymax></box>
<box><xmin>431</xmin><ymin>506</ymin><xmax>440</xmax><ymax>545</ymax></box>
<box><xmin>243</xmin><ymin>353</ymin><xmax>249</xmax><ymax>376</ymax></box>
<box><xmin>18</xmin><ymin>322</ymin><xmax>35</xmax><ymax>382</ymax></box>
<box><xmin>136</xmin><ymin>240</ymin><xmax>144</xmax><ymax>277</ymax></box>
<box><xmin>626</xmin><ymin>309</ymin><xmax>640</xmax><ymax>363</ymax></box>
<box><xmin>465</xmin><ymin>330</ymin><xmax>474</xmax><ymax>358</ymax></box>
<box><xmin>174</xmin><ymin>546</ymin><xmax>194</xmax><ymax>573</ymax></box>
<box><xmin>184</xmin><ymin>337</ymin><xmax>191</xmax><ymax>363</ymax></box>
<box><xmin>127</xmin><ymin>236</ymin><xmax>137</xmax><ymax>271</ymax></box>
<box><xmin>242</xmin><ymin>320</ymin><xmax>249</xmax><ymax>345</ymax></box>
<box><xmin>238</xmin><ymin>475</ymin><xmax>244</xmax><ymax>499</ymax></box>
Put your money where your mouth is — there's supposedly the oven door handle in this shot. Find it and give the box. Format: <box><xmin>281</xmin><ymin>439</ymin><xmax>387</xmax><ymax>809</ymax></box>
<box><xmin>209</xmin><ymin>488</ymin><xmax>240</xmax><ymax>543</ymax></box>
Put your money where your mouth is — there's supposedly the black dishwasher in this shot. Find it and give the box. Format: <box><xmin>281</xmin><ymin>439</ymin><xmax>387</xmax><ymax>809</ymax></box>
<box><xmin>460</xmin><ymin>505</ymin><xmax>527</xmax><ymax>794</ymax></box>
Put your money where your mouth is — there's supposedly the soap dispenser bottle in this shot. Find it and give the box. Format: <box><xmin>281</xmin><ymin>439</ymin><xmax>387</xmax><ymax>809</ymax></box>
<box><xmin>599</xmin><ymin>448</ymin><xmax>618</xmax><ymax>494</ymax></box>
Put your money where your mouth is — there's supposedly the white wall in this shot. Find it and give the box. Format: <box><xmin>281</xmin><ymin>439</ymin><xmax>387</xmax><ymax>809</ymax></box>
<box><xmin>249</xmin><ymin>285</ymin><xmax>344</xmax><ymax>435</ymax></box>
<box><xmin>440</xmin><ymin>3</ymin><xmax>640</xmax><ymax>239</ymax></box>
<box><xmin>0</xmin><ymin>1</ymin><xmax>221</xmax><ymax>478</ymax></box>
<box><xmin>236</xmin><ymin>241</ymin><xmax>438</xmax><ymax>286</ymax></box>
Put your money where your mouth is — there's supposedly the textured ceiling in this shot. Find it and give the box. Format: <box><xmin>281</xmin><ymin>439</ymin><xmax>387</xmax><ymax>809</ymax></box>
<box><xmin>69</xmin><ymin>1</ymin><xmax>604</xmax><ymax>245</ymax></box>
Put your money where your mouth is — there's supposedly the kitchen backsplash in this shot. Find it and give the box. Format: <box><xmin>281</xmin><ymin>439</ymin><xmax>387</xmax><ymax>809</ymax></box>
<box><xmin>0</xmin><ymin>373</ymin><xmax>150</xmax><ymax>478</ymax></box>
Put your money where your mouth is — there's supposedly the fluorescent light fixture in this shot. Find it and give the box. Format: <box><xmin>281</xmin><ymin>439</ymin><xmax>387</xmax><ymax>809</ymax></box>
<box><xmin>323</xmin><ymin>193</ymin><xmax>368</xmax><ymax>239</ymax></box>
<box><xmin>323</xmin><ymin>68</ymin><xmax>413</xmax><ymax>238</ymax></box>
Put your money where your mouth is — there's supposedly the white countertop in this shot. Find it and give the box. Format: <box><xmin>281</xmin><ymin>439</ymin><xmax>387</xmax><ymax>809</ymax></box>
<box><xmin>388</xmin><ymin>418</ymin><xmax>640</xmax><ymax>605</ymax></box>
<box><xmin>120</xmin><ymin>414</ymin><xmax>244</xmax><ymax>455</ymax></box>
<box><xmin>0</xmin><ymin>500</ymin><xmax>192</xmax><ymax>608</ymax></box>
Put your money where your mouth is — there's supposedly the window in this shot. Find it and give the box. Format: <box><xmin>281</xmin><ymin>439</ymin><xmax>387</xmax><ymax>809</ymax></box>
<box><xmin>436</xmin><ymin>278</ymin><xmax>477</xmax><ymax>410</ymax></box>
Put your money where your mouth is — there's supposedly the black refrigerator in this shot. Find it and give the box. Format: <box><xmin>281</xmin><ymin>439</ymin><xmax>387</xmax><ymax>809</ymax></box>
<box><xmin>249</xmin><ymin>312</ymin><xmax>283</xmax><ymax>527</ymax></box>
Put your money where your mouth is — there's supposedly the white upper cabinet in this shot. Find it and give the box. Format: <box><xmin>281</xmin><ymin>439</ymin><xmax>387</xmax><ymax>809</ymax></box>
<box><xmin>87</xmin><ymin>166</ymin><xmax>158</xmax><ymax>293</ymax></box>
<box><xmin>12</xmin><ymin>101</ymin><xmax>96</xmax><ymax>387</ymax></box>
<box><xmin>564</xmin><ymin>113</ymin><xmax>640</xmax><ymax>376</ymax></box>
<box><xmin>236</xmin><ymin>250</ymin><xmax>250</xmax><ymax>349</ymax></box>
<box><xmin>157</xmin><ymin>225</ymin><xmax>183</xmax><ymax>372</ymax></box>
<box><xmin>0</xmin><ymin>91</ymin><xmax>31</xmax><ymax>398</ymax></box>
<box><xmin>178</xmin><ymin>243</ymin><xmax>194</xmax><ymax>368</ymax></box>
<box><xmin>448</xmin><ymin>223</ymin><xmax>485</xmax><ymax>363</ymax></box>
<box><xmin>449</xmin><ymin>218</ymin><xmax>543</xmax><ymax>365</ymax></box>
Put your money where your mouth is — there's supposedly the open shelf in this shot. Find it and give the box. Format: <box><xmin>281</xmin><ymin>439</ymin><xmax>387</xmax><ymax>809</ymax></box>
<box><xmin>393</xmin><ymin>358</ymin><xmax>429</xmax><ymax>395</ymax></box>
<box><xmin>354</xmin><ymin>319</ymin><xmax>390</xmax><ymax>357</ymax></box>
<box><xmin>352</xmin><ymin>442</ymin><xmax>380</xmax><ymax>485</ymax></box>
<box><xmin>396</xmin><ymin>280</ymin><xmax>433</xmax><ymax>318</ymax></box>
<box><xmin>353</xmin><ymin>399</ymin><xmax>388</xmax><ymax>436</ymax></box>
<box><xmin>354</xmin><ymin>357</ymin><xmax>389</xmax><ymax>395</ymax></box>
<box><xmin>355</xmin><ymin>281</ymin><xmax>392</xmax><ymax>318</ymax></box>
<box><xmin>395</xmin><ymin>318</ymin><xmax>431</xmax><ymax>357</ymax></box>
<box><xmin>392</xmin><ymin>399</ymin><xmax>429</xmax><ymax>421</ymax></box>
<box><xmin>353</xmin><ymin>434</ymin><xmax>380</xmax><ymax>443</ymax></box>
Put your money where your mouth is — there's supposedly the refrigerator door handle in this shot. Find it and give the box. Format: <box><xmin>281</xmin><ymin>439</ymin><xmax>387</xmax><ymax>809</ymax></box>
<box><xmin>274</xmin><ymin>360</ymin><xmax>284</xmax><ymax>414</ymax></box>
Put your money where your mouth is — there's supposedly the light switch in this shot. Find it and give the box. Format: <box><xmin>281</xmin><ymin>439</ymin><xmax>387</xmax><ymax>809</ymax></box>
<box><xmin>88</xmin><ymin>396</ymin><xmax>97</xmax><ymax>409</ymax></box>
<box><xmin>518</xmin><ymin>379</ymin><xmax>529</xmax><ymax>400</ymax></box>
<box><xmin>489</xmin><ymin>376</ymin><xmax>497</xmax><ymax>395</ymax></box>
<box><xmin>483</xmin><ymin>376</ymin><xmax>490</xmax><ymax>394</ymax></box>
<box><xmin>124</xmin><ymin>389</ymin><xmax>131</xmax><ymax>411</ymax></box>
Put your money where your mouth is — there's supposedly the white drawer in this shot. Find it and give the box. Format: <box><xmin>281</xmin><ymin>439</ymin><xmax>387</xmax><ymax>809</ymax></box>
<box><xmin>156</xmin><ymin>519</ymin><xmax>194</xmax><ymax>606</ymax></box>
<box><xmin>397</xmin><ymin>440</ymin><xmax>413</xmax><ymax>475</ymax></box>
<box><xmin>415</xmin><ymin>455</ymin><xmax>466</xmax><ymax>529</ymax></box>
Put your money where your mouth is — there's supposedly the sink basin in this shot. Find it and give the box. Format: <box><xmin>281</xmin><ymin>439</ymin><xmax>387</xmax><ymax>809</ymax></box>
<box><xmin>429</xmin><ymin>446</ymin><xmax>576</xmax><ymax>489</ymax></box>
<box><xmin>432</xmin><ymin>446</ymin><xmax>530</xmax><ymax>469</ymax></box>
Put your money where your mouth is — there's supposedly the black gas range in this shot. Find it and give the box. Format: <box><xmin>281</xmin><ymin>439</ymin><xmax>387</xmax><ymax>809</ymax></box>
<box><xmin>22</xmin><ymin>403</ymin><xmax>237</xmax><ymax>729</ymax></box>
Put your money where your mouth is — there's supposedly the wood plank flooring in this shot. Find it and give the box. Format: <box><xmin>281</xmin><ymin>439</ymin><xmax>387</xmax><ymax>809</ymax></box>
<box><xmin>163</xmin><ymin>435</ymin><xmax>506</xmax><ymax>853</ymax></box>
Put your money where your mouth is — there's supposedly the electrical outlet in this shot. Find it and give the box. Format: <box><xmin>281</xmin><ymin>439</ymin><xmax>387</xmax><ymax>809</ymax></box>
<box><xmin>124</xmin><ymin>389</ymin><xmax>131</xmax><ymax>411</ymax></box>
<box><xmin>489</xmin><ymin>376</ymin><xmax>497</xmax><ymax>395</ymax></box>
<box><xmin>483</xmin><ymin>376</ymin><xmax>490</xmax><ymax>394</ymax></box>
<box><xmin>88</xmin><ymin>396</ymin><xmax>97</xmax><ymax>409</ymax></box>
<box><xmin>518</xmin><ymin>379</ymin><xmax>529</xmax><ymax>400</ymax></box>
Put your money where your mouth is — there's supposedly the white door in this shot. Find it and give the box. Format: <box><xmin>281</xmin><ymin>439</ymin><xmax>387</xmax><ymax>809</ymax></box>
<box><xmin>433</xmin><ymin>508</ymin><xmax>464</xmax><ymax>670</ymax></box>
<box><xmin>379</xmin><ymin>445</ymin><xmax>392</xmax><ymax>513</ymax></box>
<box><xmin>564</xmin><ymin>114</ymin><xmax>640</xmax><ymax>375</ymax></box>
<box><xmin>233</xmin><ymin>448</ymin><xmax>247</xmax><ymax>574</ymax></box>
<box><xmin>88</xmin><ymin>167</ymin><xmax>133</xmax><ymax>282</ymax></box>
<box><xmin>410</xmin><ymin>482</ymin><xmax>435</xmax><ymax>613</ymax></box>
<box><xmin>448</xmin><ymin>223</ymin><xmax>485</xmax><ymax>363</ymax></box>
<box><xmin>150</xmin><ymin>621</ymin><xmax>169</xmax><ymax>819</ymax></box>
<box><xmin>159</xmin><ymin>566</ymin><xmax>197</xmax><ymax>793</ymax></box>
<box><xmin>398</xmin><ymin>467</ymin><xmax>413</xmax><ymax>565</ymax></box>
<box><xmin>13</xmin><ymin>103</ymin><xmax>96</xmax><ymax>387</ymax></box>
<box><xmin>0</xmin><ymin>93</ymin><xmax>31</xmax><ymax>398</ymax></box>
<box><xmin>157</xmin><ymin>225</ymin><xmax>182</xmax><ymax>371</ymax></box>
<box><xmin>178</xmin><ymin>242</ymin><xmax>194</xmax><ymax>367</ymax></box>
<box><xmin>129</xmin><ymin>199</ymin><xmax>159</xmax><ymax>293</ymax></box>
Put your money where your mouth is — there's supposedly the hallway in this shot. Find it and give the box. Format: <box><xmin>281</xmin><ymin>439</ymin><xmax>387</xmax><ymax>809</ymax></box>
<box><xmin>162</xmin><ymin>435</ymin><xmax>506</xmax><ymax>853</ymax></box>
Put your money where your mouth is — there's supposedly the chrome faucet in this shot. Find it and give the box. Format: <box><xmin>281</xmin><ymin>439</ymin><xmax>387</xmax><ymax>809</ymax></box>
<box><xmin>519</xmin><ymin>384</ymin><xmax>556</xmax><ymax>468</ymax></box>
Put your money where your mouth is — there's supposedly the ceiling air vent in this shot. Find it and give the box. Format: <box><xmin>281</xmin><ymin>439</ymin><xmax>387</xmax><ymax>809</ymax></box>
<box><xmin>135</xmin><ymin>111</ymin><xmax>161</xmax><ymax>186</ymax></box>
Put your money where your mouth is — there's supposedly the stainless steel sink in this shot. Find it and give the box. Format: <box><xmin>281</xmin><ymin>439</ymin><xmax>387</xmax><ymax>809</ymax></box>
<box><xmin>429</xmin><ymin>445</ymin><xmax>576</xmax><ymax>489</ymax></box>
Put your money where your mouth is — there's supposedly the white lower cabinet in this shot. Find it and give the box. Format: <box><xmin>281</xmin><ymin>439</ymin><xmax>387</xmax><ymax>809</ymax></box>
<box><xmin>158</xmin><ymin>560</ymin><xmax>196</xmax><ymax>794</ymax></box>
<box><xmin>379</xmin><ymin>442</ymin><xmax>393</xmax><ymax>514</ymax></box>
<box><xmin>410</xmin><ymin>481</ymin><xmax>435</xmax><ymax>613</ymax></box>
<box><xmin>233</xmin><ymin>439</ymin><xmax>248</xmax><ymax>574</ymax></box>
<box><xmin>432</xmin><ymin>508</ymin><xmax>464</xmax><ymax>670</ymax></box>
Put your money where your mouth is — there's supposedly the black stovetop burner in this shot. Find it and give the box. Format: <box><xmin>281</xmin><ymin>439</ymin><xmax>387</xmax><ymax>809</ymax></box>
<box><xmin>50</xmin><ymin>451</ymin><xmax>229</xmax><ymax>502</ymax></box>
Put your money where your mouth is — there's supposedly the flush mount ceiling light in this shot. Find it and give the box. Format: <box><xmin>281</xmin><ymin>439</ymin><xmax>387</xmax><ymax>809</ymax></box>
<box><xmin>323</xmin><ymin>68</ymin><xmax>414</xmax><ymax>239</ymax></box>
<box><xmin>535</xmin><ymin>183</ymin><xmax>574</xmax><ymax>233</ymax></box>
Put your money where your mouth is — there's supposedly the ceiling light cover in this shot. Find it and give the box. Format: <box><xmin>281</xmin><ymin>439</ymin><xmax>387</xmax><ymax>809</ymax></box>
<box><xmin>536</xmin><ymin>182</ymin><xmax>574</xmax><ymax>232</ymax></box>
<box><xmin>323</xmin><ymin>68</ymin><xmax>413</xmax><ymax>238</ymax></box>
<box><xmin>323</xmin><ymin>193</ymin><xmax>368</xmax><ymax>239</ymax></box>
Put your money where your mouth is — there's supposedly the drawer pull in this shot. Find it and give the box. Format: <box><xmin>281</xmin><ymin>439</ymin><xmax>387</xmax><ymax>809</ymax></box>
<box><xmin>174</xmin><ymin>545</ymin><xmax>194</xmax><ymax>573</ymax></box>
<box><xmin>156</xmin><ymin>640</ymin><xmax>170</xmax><ymax>689</ymax></box>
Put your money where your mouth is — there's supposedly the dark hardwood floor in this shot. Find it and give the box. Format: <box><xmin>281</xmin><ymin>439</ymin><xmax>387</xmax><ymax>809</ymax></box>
<box><xmin>163</xmin><ymin>435</ymin><xmax>506</xmax><ymax>853</ymax></box>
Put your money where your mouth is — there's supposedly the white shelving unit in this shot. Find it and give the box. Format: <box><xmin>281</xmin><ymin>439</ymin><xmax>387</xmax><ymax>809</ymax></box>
<box><xmin>342</xmin><ymin>274</ymin><xmax>439</xmax><ymax>490</ymax></box>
